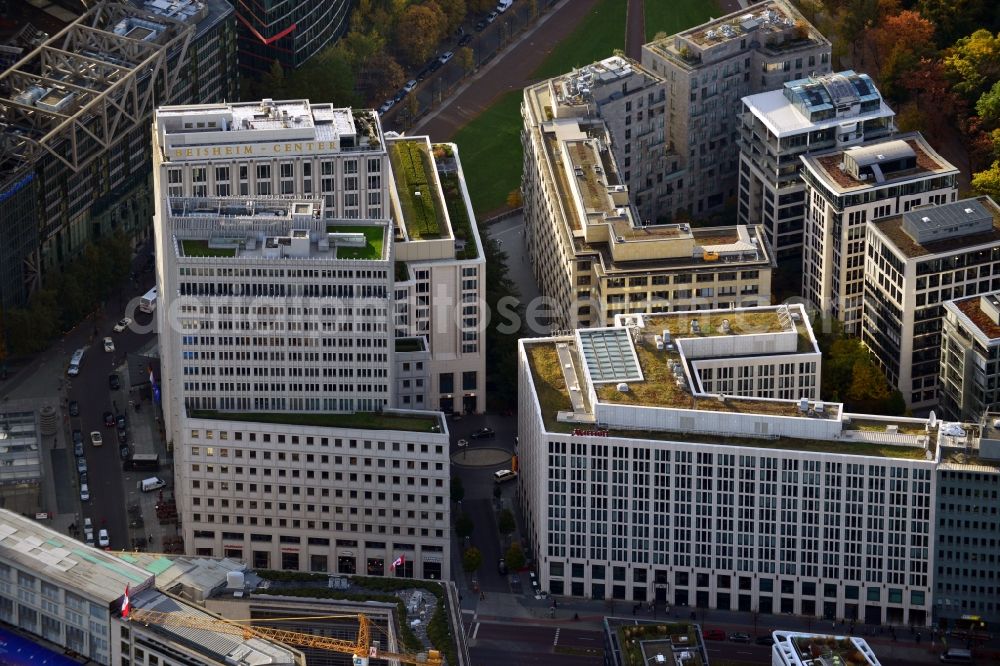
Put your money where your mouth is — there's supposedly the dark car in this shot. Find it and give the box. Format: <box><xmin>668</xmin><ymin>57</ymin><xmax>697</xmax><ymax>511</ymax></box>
<box><xmin>458</xmin><ymin>34</ymin><xmax>472</xmax><ymax>47</ymax></box>
<box><xmin>470</xmin><ymin>427</ymin><xmax>495</xmax><ymax>439</ymax></box>
<box><xmin>117</xmin><ymin>429</ymin><xmax>128</xmax><ymax>444</ymax></box>
<box><xmin>74</xmin><ymin>441</ymin><xmax>84</xmax><ymax>457</ymax></box>
<box><xmin>498</xmin><ymin>558</ymin><xmax>507</xmax><ymax>575</ymax></box>
<box><xmin>68</xmin><ymin>401</ymin><xmax>79</xmax><ymax>417</ymax></box>
<box><xmin>116</xmin><ymin>414</ymin><xmax>126</xmax><ymax>431</ymax></box>
<box><xmin>428</xmin><ymin>60</ymin><xmax>442</xmax><ymax>73</ymax></box>
<box><xmin>109</xmin><ymin>373</ymin><xmax>120</xmax><ymax>390</ymax></box>
<box><xmin>119</xmin><ymin>443</ymin><xmax>131</xmax><ymax>460</ymax></box>
<box><xmin>103</xmin><ymin>411</ymin><xmax>115</xmax><ymax>428</ymax></box>
<box><xmin>703</xmin><ymin>628</ymin><xmax>726</xmax><ymax>641</ymax></box>
<box><xmin>729</xmin><ymin>632</ymin><xmax>751</xmax><ymax>643</ymax></box>
<box><xmin>474</xmin><ymin>19</ymin><xmax>487</xmax><ymax>31</ymax></box>
<box><xmin>79</xmin><ymin>472</ymin><xmax>88</xmax><ymax>486</ymax></box>
<box><xmin>72</xmin><ymin>429</ymin><xmax>83</xmax><ymax>445</ymax></box>
<box><xmin>755</xmin><ymin>635</ymin><xmax>775</xmax><ymax>646</ymax></box>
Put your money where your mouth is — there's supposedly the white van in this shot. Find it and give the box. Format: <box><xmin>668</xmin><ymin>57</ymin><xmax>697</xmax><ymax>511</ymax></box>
<box><xmin>496</xmin><ymin>0</ymin><xmax>513</xmax><ymax>12</ymax></box>
<box><xmin>494</xmin><ymin>469</ymin><xmax>517</xmax><ymax>483</ymax></box>
<box><xmin>67</xmin><ymin>348</ymin><xmax>85</xmax><ymax>376</ymax></box>
<box><xmin>139</xmin><ymin>477</ymin><xmax>167</xmax><ymax>492</ymax></box>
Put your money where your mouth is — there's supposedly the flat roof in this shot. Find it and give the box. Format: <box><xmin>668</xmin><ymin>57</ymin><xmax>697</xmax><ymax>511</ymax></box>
<box><xmin>0</xmin><ymin>509</ymin><xmax>153</xmax><ymax>605</ymax></box>
<box><xmin>949</xmin><ymin>295</ymin><xmax>1000</xmax><ymax>341</ymax></box>
<box><xmin>872</xmin><ymin>196</ymin><xmax>1000</xmax><ymax>259</ymax></box>
<box><xmin>579</xmin><ymin>328</ymin><xmax>642</xmax><ymax>383</ymax></box>
<box><xmin>387</xmin><ymin>137</ymin><xmax>450</xmax><ymax>240</ymax></box>
<box><xmin>188</xmin><ymin>409</ymin><xmax>443</xmax><ymax>433</ymax></box>
<box><xmin>803</xmin><ymin>133</ymin><xmax>956</xmax><ymax>194</ymax></box>
<box><xmin>743</xmin><ymin>89</ymin><xmax>893</xmax><ymax>137</ymax></box>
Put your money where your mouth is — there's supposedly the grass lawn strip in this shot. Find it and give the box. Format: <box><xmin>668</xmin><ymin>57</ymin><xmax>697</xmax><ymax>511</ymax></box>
<box><xmin>181</xmin><ymin>240</ymin><xmax>236</xmax><ymax>257</ymax></box>
<box><xmin>531</xmin><ymin>0</ymin><xmax>626</xmax><ymax>80</ymax></box>
<box><xmin>644</xmin><ymin>0</ymin><xmax>720</xmax><ymax>41</ymax></box>
<box><xmin>388</xmin><ymin>140</ymin><xmax>445</xmax><ymax>239</ymax></box>
<box><xmin>326</xmin><ymin>224</ymin><xmax>385</xmax><ymax>259</ymax></box>
<box><xmin>451</xmin><ymin>90</ymin><xmax>524</xmax><ymax>215</ymax></box>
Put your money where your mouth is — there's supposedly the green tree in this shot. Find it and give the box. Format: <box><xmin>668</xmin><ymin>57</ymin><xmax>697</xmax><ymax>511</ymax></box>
<box><xmin>917</xmin><ymin>0</ymin><xmax>992</xmax><ymax>47</ymax></box>
<box><xmin>845</xmin><ymin>360</ymin><xmax>892</xmax><ymax>413</ymax></box>
<box><xmin>504</xmin><ymin>542</ymin><xmax>525</xmax><ymax>571</ymax></box>
<box><xmin>396</xmin><ymin>3</ymin><xmax>447</xmax><ymax>67</ymax></box>
<box><xmin>433</xmin><ymin>0</ymin><xmax>467</xmax><ymax>34</ymax></box>
<box><xmin>943</xmin><ymin>29</ymin><xmax>1000</xmax><ymax>102</ymax></box>
<box><xmin>976</xmin><ymin>80</ymin><xmax>1000</xmax><ymax>127</ymax></box>
<box><xmin>286</xmin><ymin>48</ymin><xmax>357</xmax><ymax>106</ymax></box>
<box><xmin>972</xmin><ymin>161</ymin><xmax>1000</xmax><ymax>198</ymax></box>
<box><xmin>497</xmin><ymin>509</ymin><xmax>515</xmax><ymax>537</ymax></box>
<box><xmin>450</xmin><ymin>476</ymin><xmax>465</xmax><ymax>503</ymax></box>
<box><xmin>457</xmin><ymin>46</ymin><xmax>475</xmax><ymax>75</ymax></box>
<box><xmin>455</xmin><ymin>513</ymin><xmax>474</xmax><ymax>539</ymax></box>
<box><xmin>260</xmin><ymin>60</ymin><xmax>287</xmax><ymax>99</ymax></box>
<box><xmin>462</xmin><ymin>546</ymin><xmax>483</xmax><ymax>573</ymax></box>
<box><xmin>482</xmin><ymin>233</ymin><xmax>525</xmax><ymax>410</ymax></box>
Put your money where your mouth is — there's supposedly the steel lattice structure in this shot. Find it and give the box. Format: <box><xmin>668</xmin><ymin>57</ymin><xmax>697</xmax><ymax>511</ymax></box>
<box><xmin>0</xmin><ymin>1</ymin><xmax>195</xmax><ymax>174</ymax></box>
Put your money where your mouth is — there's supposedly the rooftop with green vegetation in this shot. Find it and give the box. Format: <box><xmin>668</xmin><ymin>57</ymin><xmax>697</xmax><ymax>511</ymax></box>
<box><xmin>388</xmin><ymin>139</ymin><xmax>448</xmax><ymax>240</ymax></box>
<box><xmin>608</xmin><ymin>620</ymin><xmax>704</xmax><ymax>666</ymax></box>
<box><xmin>188</xmin><ymin>409</ymin><xmax>441</xmax><ymax>433</ymax></box>
<box><xmin>434</xmin><ymin>144</ymin><xmax>479</xmax><ymax>260</ymax></box>
<box><xmin>180</xmin><ymin>240</ymin><xmax>237</xmax><ymax>258</ymax></box>
<box><xmin>787</xmin><ymin>634</ymin><xmax>870</xmax><ymax>666</ymax></box>
<box><xmin>644</xmin><ymin>309</ymin><xmax>788</xmax><ymax>337</ymax></box>
<box><xmin>326</xmin><ymin>224</ymin><xmax>386</xmax><ymax>259</ymax></box>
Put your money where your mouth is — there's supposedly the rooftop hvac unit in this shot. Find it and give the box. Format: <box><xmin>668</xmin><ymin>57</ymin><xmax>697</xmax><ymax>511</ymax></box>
<box><xmin>226</xmin><ymin>571</ymin><xmax>245</xmax><ymax>589</ymax></box>
<box><xmin>690</xmin><ymin>319</ymin><xmax>700</xmax><ymax>333</ymax></box>
<box><xmin>616</xmin><ymin>382</ymin><xmax>630</xmax><ymax>392</ymax></box>
<box><xmin>798</xmin><ymin>398</ymin><xmax>809</xmax><ymax>412</ymax></box>
<box><xmin>720</xmin><ymin>319</ymin><xmax>731</xmax><ymax>333</ymax></box>
<box><xmin>815</xmin><ymin>401</ymin><xmax>825</xmax><ymax>414</ymax></box>
<box><xmin>662</xmin><ymin>330</ymin><xmax>671</xmax><ymax>342</ymax></box>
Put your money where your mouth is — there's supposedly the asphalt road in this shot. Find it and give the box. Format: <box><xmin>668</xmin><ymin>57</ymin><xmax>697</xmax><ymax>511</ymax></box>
<box><xmin>470</xmin><ymin>622</ymin><xmax>603</xmax><ymax>666</ymax></box>
<box><xmin>64</xmin><ymin>264</ymin><xmax>157</xmax><ymax>551</ymax></box>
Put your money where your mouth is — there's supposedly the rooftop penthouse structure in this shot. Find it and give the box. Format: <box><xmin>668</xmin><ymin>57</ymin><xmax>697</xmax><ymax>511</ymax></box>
<box><xmin>602</xmin><ymin>619</ymin><xmax>708</xmax><ymax>666</ymax></box>
<box><xmin>522</xmin><ymin>78</ymin><xmax>774</xmax><ymax>329</ymax></box>
<box><xmin>865</xmin><ymin>196</ymin><xmax>1000</xmax><ymax>409</ymax></box>
<box><xmin>0</xmin><ymin>0</ymin><xmax>236</xmax><ymax>311</ymax></box>
<box><xmin>801</xmin><ymin>132</ymin><xmax>957</xmax><ymax>332</ymax></box>
<box><xmin>642</xmin><ymin>0</ymin><xmax>831</xmax><ymax>219</ymax></box>
<box><xmin>738</xmin><ymin>70</ymin><xmax>895</xmax><ymax>257</ymax></box>
<box><xmin>772</xmin><ymin>632</ymin><xmax>881</xmax><ymax>666</ymax></box>
<box><xmin>516</xmin><ymin>303</ymin><xmax>984</xmax><ymax>624</ymax></box>
<box><xmin>940</xmin><ymin>292</ymin><xmax>1000</xmax><ymax>422</ymax></box>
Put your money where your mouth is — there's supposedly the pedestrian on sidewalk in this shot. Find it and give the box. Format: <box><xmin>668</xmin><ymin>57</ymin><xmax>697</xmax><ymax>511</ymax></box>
<box><xmin>480</xmin><ymin>591</ymin><xmax>485</xmax><ymax>600</ymax></box>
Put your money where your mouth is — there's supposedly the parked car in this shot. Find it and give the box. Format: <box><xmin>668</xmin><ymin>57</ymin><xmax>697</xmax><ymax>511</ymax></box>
<box><xmin>98</xmin><ymin>528</ymin><xmax>109</xmax><ymax>548</ymax></box>
<box><xmin>393</xmin><ymin>90</ymin><xmax>406</xmax><ymax>103</ymax></box>
<box><xmin>77</xmin><ymin>457</ymin><xmax>88</xmax><ymax>474</ymax></box>
<box><xmin>416</xmin><ymin>66</ymin><xmax>433</xmax><ymax>81</ymax></box>
<box><xmin>498</xmin><ymin>558</ymin><xmax>507</xmax><ymax>575</ymax></box>
<box><xmin>113</xmin><ymin>317</ymin><xmax>132</xmax><ymax>332</ymax></box>
<box><xmin>84</xmin><ymin>521</ymin><xmax>95</xmax><ymax>546</ymax></box>
<box><xmin>68</xmin><ymin>401</ymin><xmax>79</xmax><ymax>417</ymax></box>
<box><xmin>729</xmin><ymin>632</ymin><xmax>751</xmax><ymax>643</ymax></box>
<box><xmin>428</xmin><ymin>59</ymin><xmax>443</xmax><ymax>73</ymax></box>
<box><xmin>103</xmin><ymin>412</ymin><xmax>115</xmax><ymax>427</ymax></box>
<box><xmin>79</xmin><ymin>483</ymin><xmax>90</xmax><ymax>502</ymax></box>
<box><xmin>116</xmin><ymin>414</ymin><xmax>126</xmax><ymax>431</ymax></box>
<box><xmin>79</xmin><ymin>472</ymin><xmax>88</xmax><ymax>487</ymax></box>
<box><xmin>703</xmin><ymin>628</ymin><xmax>726</xmax><ymax>641</ymax></box>
<box><xmin>457</xmin><ymin>439</ymin><xmax>468</xmax><ymax>448</ymax></box>
<box><xmin>403</xmin><ymin>79</ymin><xmax>417</xmax><ymax>93</ymax></box>
<box><xmin>119</xmin><ymin>443</ymin><xmax>131</xmax><ymax>460</ymax></box>
<box><xmin>108</xmin><ymin>373</ymin><xmax>120</xmax><ymax>390</ymax></box>
<box><xmin>496</xmin><ymin>0</ymin><xmax>513</xmax><ymax>12</ymax></box>
<box><xmin>74</xmin><ymin>441</ymin><xmax>84</xmax><ymax>457</ymax></box>
<box><xmin>117</xmin><ymin>429</ymin><xmax>128</xmax><ymax>444</ymax></box>
<box><xmin>458</xmin><ymin>34</ymin><xmax>473</xmax><ymax>47</ymax></box>
<box><xmin>755</xmin><ymin>635</ymin><xmax>775</xmax><ymax>646</ymax></box>
<box><xmin>487</xmin><ymin>10</ymin><xmax>498</xmax><ymax>23</ymax></box>
<box><xmin>103</xmin><ymin>336</ymin><xmax>115</xmax><ymax>353</ymax></box>
<box><xmin>90</xmin><ymin>431</ymin><xmax>103</xmax><ymax>447</ymax></box>
<box><xmin>72</xmin><ymin>429</ymin><xmax>83</xmax><ymax>445</ymax></box>
<box><xmin>439</xmin><ymin>51</ymin><xmax>454</xmax><ymax>64</ymax></box>
<box><xmin>494</xmin><ymin>469</ymin><xmax>517</xmax><ymax>483</ymax></box>
<box><xmin>470</xmin><ymin>427</ymin><xmax>495</xmax><ymax>439</ymax></box>
<box><xmin>474</xmin><ymin>19</ymin><xmax>488</xmax><ymax>31</ymax></box>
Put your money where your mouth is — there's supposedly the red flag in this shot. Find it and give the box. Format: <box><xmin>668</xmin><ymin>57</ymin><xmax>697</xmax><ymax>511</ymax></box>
<box><xmin>391</xmin><ymin>555</ymin><xmax>404</xmax><ymax>570</ymax></box>
<box><xmin>121</xmin><ymin>584</ymin><xmax>130</xmax><ymax>618</ymax></box>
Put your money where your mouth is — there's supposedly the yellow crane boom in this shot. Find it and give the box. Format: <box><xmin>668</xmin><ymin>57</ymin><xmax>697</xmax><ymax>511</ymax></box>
<box><xmin>128</xmin><ymin>608</ymin><xmax>442</xmax><ymax>665</ymax></box>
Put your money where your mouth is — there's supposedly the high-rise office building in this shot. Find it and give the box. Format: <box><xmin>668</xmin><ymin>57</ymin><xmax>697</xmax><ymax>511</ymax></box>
<box><xmin>864</xmin><ymin>197</ymin><xmax>1000</xmax><ymax>410</ymax></box>
<box><xmin>151</xmin><ymin>100</ymin><xmax>476</xmax><ymax>577</ymax></box>
<box><xmin>235</xmin><ymin>0</ymin><xmax>352</xmax><ymax>74</ymax></box>
<box><xmin>522</xmin><ymin>62</ymin><xmax>775</xmax><ymax>330</ymax></box>
<box><xmin>738</xmin><ymin>70</ymin><xmax>895</xmax><ymax>257</ymax></box>
<box><xmin>939</xmin><ymin>293</ymin><xmax>1000</xmax><ymax>422</ymax></box>
<box><xmin>517</xmin><ymin>303</ymin><xmax>947</xmax><ymax>625</ymax></box>
<box><xmin>800</xmin><ymin>133</ymin><xmax>958</xmax><ymax>332</ymax></box>
<box><xmin>0</xmin><ymin>0</ymin><xmax>236</xmax><ymax>311</ymax></box>
<box><xmin>641</xmin><ymin>0</ymin><xmax>831</xmax><ymax>220</ymax></box>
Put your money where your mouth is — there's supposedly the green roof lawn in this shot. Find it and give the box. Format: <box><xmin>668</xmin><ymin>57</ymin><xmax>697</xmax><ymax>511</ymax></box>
<box><xmin>181</xmin><ymin>240</ymin><xmax>236</xmax><ymax>257</ymax></box>
<box><xmin>389</xmin><ymin>140</ymin><xmax>445</xmax><ymax>239</ymax></box>
<box><xmin>189</xmin><ymin>409</ymin><xmax>440</xmax><ymax>433</ymax></box>
<box><xmin>326</xmin><ymin>225</ymin><xmax>385</xmax><ymax>259</ymax></box>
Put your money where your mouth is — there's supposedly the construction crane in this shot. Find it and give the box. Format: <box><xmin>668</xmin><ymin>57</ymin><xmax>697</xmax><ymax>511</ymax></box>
<box><xmin>128</xmin><ymin>608</ymin><xmax>442</xmax><ymax>666</ymax></box>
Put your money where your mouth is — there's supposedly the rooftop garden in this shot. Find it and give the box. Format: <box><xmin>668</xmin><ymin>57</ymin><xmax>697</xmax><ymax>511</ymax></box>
<box><xmin>188</xmin><ymin>409</ymin><xmax>440</xmax><ymax>433</ymax></box>
<box><xmin>434</xmin><ymin>146</ymin><xmax>478</xmax><ymax>260</ymax></box>
<box><xmin>616</xmin><ymin>623</ymin><xmax>702</xmax><ymax>666</ymax></box>
<box><xmin>525</xmin><ymin>343</ymin><xmax>574</xmax><ymax>430</ymax></box>
<box><xmin>388</xmin><ymin>140</ymin><xmax>445</xmax><ymax>240</ymax></box>
<box><xmin>181</xmin><ymin>240</ymin><xmax>236</xmax><ymax>258</ymax></box>
<box><xmin>843</xmin><ymin>419</ymin><xmax>927</xmax><ymax>435</ymax></box>
<box><xmin>645</xmin><ymin>310</ymin><xmax>787</xmax><ymax>337</ymax></box>
<box><xmin>792</xmin><ymin>635</ymin><xmax>866</xmax><ymax>666</ymax></box>
<box><xmin>326</xmin><ymin>225</ymin><xmax>385</xmax><ymax>260</ymax></box>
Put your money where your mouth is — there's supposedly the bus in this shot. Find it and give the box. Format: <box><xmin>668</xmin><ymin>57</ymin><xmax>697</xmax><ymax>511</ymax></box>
<box><xmin>67</xmin><ymin>348</ymin><xmax>85</xmax><ymax>376</ymax></box>
<box><xmin>139</xmin><ymin>287</ymin><xmax>157</xmax><ymax>313</ymax></box>
<box><xmin>123</xmin><ymin>453</ymin><xmax>159</xmax><ymax>471</ymax></box>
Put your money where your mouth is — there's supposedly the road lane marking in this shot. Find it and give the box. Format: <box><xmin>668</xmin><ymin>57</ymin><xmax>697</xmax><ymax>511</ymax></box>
<box><xmin>472</xmin><ymin>622</ymin><xmax>480</xmax><ymax>639</ymax></box>
<box><xmin>553</xmin><ymin>628</ymin><xmax>560</xmax><ymax>646</ymax></box>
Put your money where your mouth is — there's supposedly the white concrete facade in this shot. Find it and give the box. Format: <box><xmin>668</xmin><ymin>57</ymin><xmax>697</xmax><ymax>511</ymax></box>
<box><xmin>939</xmin><ymin>294</ymin><xmax>1000</xmax><ymax>422</ymax></box>
<box><xmin>802</xmin><ymin>133</ymin><xmax>958</xmax><ymax>333</ymax></box>
<box><xmin>864</xmin><ymin>197</ymin><xmax>1000</xmax><ymax>410</ymax></box>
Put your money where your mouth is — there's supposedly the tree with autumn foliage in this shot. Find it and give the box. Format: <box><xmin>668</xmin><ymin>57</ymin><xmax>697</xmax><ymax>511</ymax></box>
<box><xmin>867</xmin><ymin>10</ymin><xmax>936</xmax><ymax>99</ymax></box>
<box><xmin>396</xmin><ymin>3</ymin><xmax>448</xmax><ymax>67</ymax></box>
